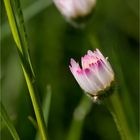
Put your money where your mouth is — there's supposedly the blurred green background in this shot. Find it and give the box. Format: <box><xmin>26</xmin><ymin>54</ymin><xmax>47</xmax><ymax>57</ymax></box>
<box><xmin>1</xmin><ymin>0</ymin><xmax>139</xmax><ymax>140</ymax></box>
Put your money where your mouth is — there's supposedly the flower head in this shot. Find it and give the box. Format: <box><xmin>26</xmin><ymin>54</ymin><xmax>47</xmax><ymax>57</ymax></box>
<box><xmin>69</xmin><ymin>49</ymin><xmax>114</xmax><ymax>101</ymax></box>
<box><xmin>53</xmin><ymin>0</ymin><xmax>96</xmax><ymax>19</ymax></box>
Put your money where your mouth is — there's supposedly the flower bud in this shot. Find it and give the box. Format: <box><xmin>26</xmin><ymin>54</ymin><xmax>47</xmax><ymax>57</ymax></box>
<box><xmin>53</xmin><ymin>0</ymin><xmax>96</xmax><ymax>26</ymax></box>
<box><xmin>69</xmin><ymin>49</ymin><xmax>115</xmax><ymax>102</ymax></box>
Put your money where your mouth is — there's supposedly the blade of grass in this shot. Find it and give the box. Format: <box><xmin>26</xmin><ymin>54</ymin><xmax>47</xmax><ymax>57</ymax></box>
<box><xmin>0</xmin><ymin>102</ymin><xmax>20</xmax><ymax>140</ymax></box>
<box><xmin>42</xmin><ymin>85</ymin><xmax>52</xmax><ymax>126</ymax></box>
<box><xmin>3</xmin><ymin>0</ymin><xmax>48</xmax><ymax>139</ymax></box>
<box><xmin>35</xmin><ymin>85</ymin><xmax>52</xmax><ymax>140</ymax></box>
<box><xmin>12</xmin><ymin>0</ymin><xmax>35</xmax><ymax>77</ymax></box>
<box><xmin>1</xmin><ymin>0</ymin><xmax>52</xmax><ymax>41</ymax></box>
<box><xmin>28</xmin><ymin>116</ymin><xmax>38</xmax><ymax>129</ymax></box>
<box><xmin>67</xmin><ymin>95</ymin><xmax>92</xmax><ymax>140</ymax></box>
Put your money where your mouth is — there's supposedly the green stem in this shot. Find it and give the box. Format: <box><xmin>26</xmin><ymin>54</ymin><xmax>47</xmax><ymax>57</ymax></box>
<box><xmin>3</xmin><ymin>0</ymin><xmax>47</xmax><ymax>139</ymax></box>
<box><xmin>35</xmin><ymin>85</ymin><xmax>52</xmax><ymax>140</ymax></box>
<box><xmin>105</xmin><ymin>92</ymin><xmax>134</xmax><ymax>140</ymax></box>
<box><xmin>22</xmin><ymin>66</ymin><xmax>47</xmax><ymax>140</ymax></box>
<box><xmin>67</xmin><ymin>95</ymin><xmax>92</xmax><ymax>140</ymax></box>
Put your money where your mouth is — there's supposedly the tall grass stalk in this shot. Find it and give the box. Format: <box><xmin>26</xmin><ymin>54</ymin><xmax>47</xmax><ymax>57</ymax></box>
<box><xmin>3</xmin><ymin>0</ymin><xmax>48</xmax><ymax>139</ymax></box>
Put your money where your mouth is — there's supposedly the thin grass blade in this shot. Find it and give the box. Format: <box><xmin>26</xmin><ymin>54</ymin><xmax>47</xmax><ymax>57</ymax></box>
<box><xmin>0</xmin><ymin>102</ymin><xmax>20</xmax><ymax>140</ymax></box>
<box><xmin>35</xmin><ymin>85</ymin><xmax>52</xmax><ymax>140</ymax></box>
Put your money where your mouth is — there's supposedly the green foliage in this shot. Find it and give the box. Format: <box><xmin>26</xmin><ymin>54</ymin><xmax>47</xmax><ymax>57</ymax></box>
<box><xmin>0</xmin><ymin>102</ymin><xmax>20</xmax><ymax>140</ymax></box>
<box><xmin>1</xmin><ymin>0</ymin><xmax>139</xmax><ymax>139</ymax></box>
<box><xmin>35</xmin><ymin>85</ymin><xmax>52</xmax><ymax>140</ymax></box>
<box><xmin>67</xmin><ymin>95</ymin><xmax>92</xmax><ymax>140</ymax></box>
<box><xmin>3</xmin><ymin>0</ymin><xmax>48</xmax><ymax>139</ymax></box>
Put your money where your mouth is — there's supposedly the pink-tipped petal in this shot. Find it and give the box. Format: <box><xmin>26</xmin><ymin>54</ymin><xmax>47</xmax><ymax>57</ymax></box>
<box><xmin>75</xmin><ymin>69</ymin><xmax>94</xmax><ymax>93</ymax></box>
<box><xmin>70</xmin><ymin>58</ymin><xmax>78</xmax><ymax>67</ymax></box>
<box><xmin>87</xmin><ymin>50</ymin><xmax>94</xmax><ymax>56</ymax></box>
<box><xmin>69</xmin><ymin>49</ymin><xmax>114</xmax><ymax>95</ymax></box>
<box><xmin>95</xmin><ymin>49</ymin><xmax>114</xmax><ymax>73</ymax></box>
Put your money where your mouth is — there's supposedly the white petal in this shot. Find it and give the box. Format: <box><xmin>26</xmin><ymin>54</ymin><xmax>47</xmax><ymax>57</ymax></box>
<box><xmin>97</xmin><ymin>61</ymin><xmax>114</xmax><ymax>87</ymax></box>
<box><xmin>73</xmin><ymin>70</ymin><xmax>93</xmax><ymax>93</ymax></box>
<box><xmin>83</xmin><ymin>69</ymin><xmax>98</xmax><ymax>93</ymax></box>
<box><xmin>83</xmin><ymin>68</ymin><xmax>104</xmax><ymax>94</ymax></box>
<box><xmin>89</xmin><ymin>63</ymin><xmax>105</xmax><ymax>89</ymax></box>
<box><xmin>95</xmin><ymin>49</ymin><xmax>114</xmax><ymax>73</ymax></box>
